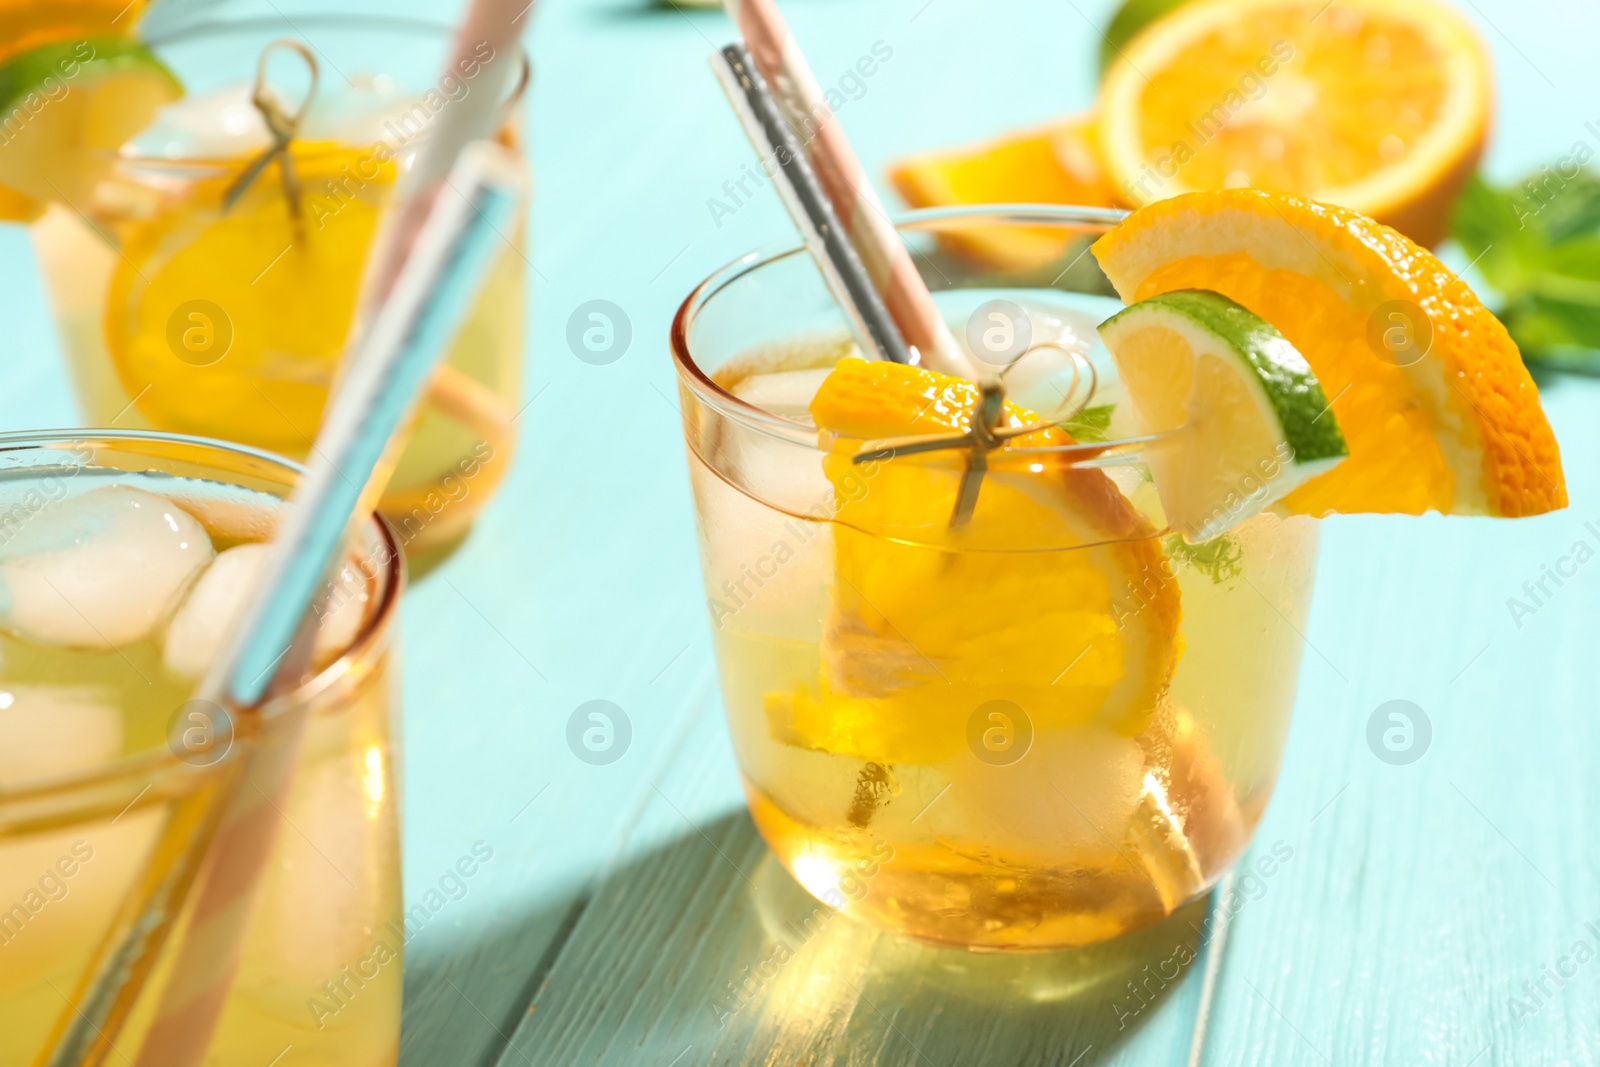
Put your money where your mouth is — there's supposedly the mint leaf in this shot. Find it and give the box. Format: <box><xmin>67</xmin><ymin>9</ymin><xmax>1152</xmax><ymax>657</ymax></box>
<box><xmin>1062</xmin><ymin>403</ymin><xmax>1115</xmax><ymax>442</ymax></box>
<box><xmin>1452</xmin><ymin>168</ymin><xmax>1600</xmax><ymax>373</ymax></box>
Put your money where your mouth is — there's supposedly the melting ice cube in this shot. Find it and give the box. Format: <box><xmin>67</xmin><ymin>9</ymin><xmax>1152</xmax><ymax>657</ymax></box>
<box><xmin>0</xmin><ymin>685</ymin><xmax>122</xmax><ymax>785</ymax></box>
<box><xmin>246</xmin><ymin>744</ymin><xmax>383</xmax><ymax>981</ymax></box>
<box><xmin>731</xmin><ymin>368</ymin><xmax>832</xmax><ymax>423</ymax></box>
<box><xmin>941</xmin><ymin>726</ymin><xmax>1146</xmax><ymax>857</ymax></box>
<box><xmin>0</xmin><ymin>487</ymin><xmax>213</xmax><ymax>650</ymax></box>
<box><xmin>127</xmin><ymin>78</ymin><xmax>424</xmax><ymax>163</ymax></box>
<box><xmin>163</xmin><ymin>544</ymin><xmax>372</xmax><ymax>680</ymax></box>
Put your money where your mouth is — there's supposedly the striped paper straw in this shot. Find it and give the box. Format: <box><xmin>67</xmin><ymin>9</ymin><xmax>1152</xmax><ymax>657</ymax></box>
<box><xmin>117</xmin><ymin>7</ymin><xmax>538</xmax><ymax>1059</ymax></box>
<box><xmin>725</xmin><ymin>0</ymin><xmax>979</xmax><ymax>380</ymax></box>
<box><xmin>712</xmin><ymin>43</ymin><xmax>910</xmax><ymax>365</ymax></box>
<box><xmin>127</xmin><ymin>142</ymin><xmax>523</xmax><ymax>1067</ymax></box>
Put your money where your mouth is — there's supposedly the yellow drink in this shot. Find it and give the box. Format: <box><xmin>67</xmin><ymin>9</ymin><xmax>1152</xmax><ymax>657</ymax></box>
<box><xmin>30</xmin><ymin>18</ymin><xmax>528</xmax><ymax>558</ymax></box>
<box><xmin>711</xmin><ymin>508</ymin><xmax>1314</xmax><ymax>949</ymax></box>
<box><xmin>0</xmin><ymin>433</ymin><xmax>402</xmax><ymax>1064</ymax></box>
<box><xmin>672</xmin><ymin>208</ymin><xmax>1321</xmax><ymax>950</ymax></box>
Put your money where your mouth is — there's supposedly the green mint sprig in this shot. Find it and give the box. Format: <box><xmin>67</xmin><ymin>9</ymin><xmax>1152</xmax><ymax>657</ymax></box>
<box><xmin>1453</xmin><ymin>168</ymin><xmax>1600</xmax><ymax>374</ymax></box>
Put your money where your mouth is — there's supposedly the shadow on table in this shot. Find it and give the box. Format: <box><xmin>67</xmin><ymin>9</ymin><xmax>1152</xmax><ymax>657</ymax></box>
<box><xmin>473</xmin><ymin>810</ymin><xmax>1217</xmax><ymax>1067</ymax></box>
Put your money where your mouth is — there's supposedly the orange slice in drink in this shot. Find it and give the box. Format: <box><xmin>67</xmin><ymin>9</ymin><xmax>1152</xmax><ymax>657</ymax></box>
<box><xmin>1097</xmin><ymin>0</ymin><xmax>1491</xmax><ymax>248</ymax></box>
<box><xmin>887</xmin><ymin>111</ymin><xmax>1118</xmax><ymax>270</ymax></box>
<box><xmin>103</xmin><ymin>144</ymin><xmax>398</xmax><ymax>452</ymax></box>
<box><xmin>1093</xmin><ymin>188</ymin><xmax>1566</xmax><ymax>517</ymax></box>
<box><xmin>763</xmin><ymin>357</ymin><xmax>1182</xmax><ymax>765</ymax></box>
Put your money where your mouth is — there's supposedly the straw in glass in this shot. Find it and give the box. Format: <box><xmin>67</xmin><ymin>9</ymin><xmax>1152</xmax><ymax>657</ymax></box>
<box><xmin>33</xmin><ymin>142</ymin><xmax>522</xmax><ymax>1067</ymax></box>
<box><xmin>711</xmin><ymin>43</ymin><xmax>909</xmax><ymax>365</ymax></box>
<box><xmin>128</xmin><ymin>145</ymin><xmax>522</xmax><ymax>1067</ymax></box>
<box><xmin>724</xmin><ymin>0</ymin><xmax>977</xmax><ymax>380</ymax></box>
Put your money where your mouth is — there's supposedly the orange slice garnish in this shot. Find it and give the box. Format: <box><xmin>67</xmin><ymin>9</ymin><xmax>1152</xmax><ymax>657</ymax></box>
<box><xmin>1093</xmin><ymin>189</ymin><xmax>1565</xmax><ymax>517</ymax></box>
<box><xmin>761</xmin><ymin>357</ymin><xmax>1182</xmax><ymax>765</ymax></box>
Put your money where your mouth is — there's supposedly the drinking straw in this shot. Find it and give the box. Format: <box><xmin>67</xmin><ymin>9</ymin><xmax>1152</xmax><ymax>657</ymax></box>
<box><xmin>723</xmin><ymin>0</ymin><xmax>979</xmax><ymax>380</ymax></box>
<box><xmin>128</xmin><ymin>142</ymin><xmax>524</xmax><ymax>1067</ymax></box>
<box><xmin>711</xmin><ymin>44</ymin><xmax>910</xmax><ymax>365</ymax></box>
<box><xmin>37</xmin><ymin>7</ymin><xmax>535</xmax><ymax>1064</ymax></box>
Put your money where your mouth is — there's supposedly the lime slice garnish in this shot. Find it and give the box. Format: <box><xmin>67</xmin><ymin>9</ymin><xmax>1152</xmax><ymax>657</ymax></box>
<box><xmin>0</xmin><ymin>37</ymin><xmax>181</xmax><ymax>207</ymax></box>
<box><xmin>1099</xmin><ymin>289</ymin><xmax>1348</xmax><ymax>542</ymax></box>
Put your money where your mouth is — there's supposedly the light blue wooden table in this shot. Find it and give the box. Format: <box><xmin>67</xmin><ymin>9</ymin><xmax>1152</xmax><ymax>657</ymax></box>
<box><xmin>5</xmin><ymin>0</ymin><xmax>1599</xmax><ymax>1063</ymax></box>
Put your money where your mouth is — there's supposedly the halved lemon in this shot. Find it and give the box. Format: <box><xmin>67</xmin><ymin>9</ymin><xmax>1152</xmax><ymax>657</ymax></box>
<box><xmin>1093</xmin><ymin>189</ymin><xmax>1566</xmax><ymax>518</ymax></box>
<box><xmin>886</xmin><ymin>111</ymin><xmax>1118</xmax><ymax>271</ymax></box>
<box><xmin>761</xmin><ymin>357</ymin><xmax>1183</xmax><ymax>765</ymax></box>
<box><xmin>0</xmin><ymin>37</ymin><xmax>180</xmax><ymax>208</ymax></box>
<box><xmin>1097</xmin><ymin>0</ymin><xmax>1491</xmax><ymax>248</ymax></box>
<box><xmin>1100</xmin><ymin>289</ymin><xmax>1347</xmax><ymax>541</ymax></box>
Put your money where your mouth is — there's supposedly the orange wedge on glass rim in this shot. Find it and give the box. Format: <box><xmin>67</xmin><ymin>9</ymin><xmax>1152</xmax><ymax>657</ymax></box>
<box><xmin>1097</xmin><ymin>0</ymin><xmax>1491</xmax><ymax>248</ymax></box>
<box><xmin>1093</xmin><ymin>188</ymin><xmax>1566</xmax><ymax>518</ymax></box>
<box><xmin>886</xmin><ymin>111</ymin><xmax>1119</xmax><ymax>271</ymax></box>
<box><xmin>759</xmin><ymin>357</ymin><xmax>1183</xmax><ymax>766</ymax></box>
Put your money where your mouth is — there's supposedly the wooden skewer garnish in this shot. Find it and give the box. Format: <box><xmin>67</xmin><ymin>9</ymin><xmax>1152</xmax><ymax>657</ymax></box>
<box><xmin>845</xmin><ymin>343</ymin><xmax>1123</xmax><ymax>526</ymax></box>
<box><xmin>222</xmin><ymin>39</ymin><xmax>319</xmax><ymax>218</ymax></box>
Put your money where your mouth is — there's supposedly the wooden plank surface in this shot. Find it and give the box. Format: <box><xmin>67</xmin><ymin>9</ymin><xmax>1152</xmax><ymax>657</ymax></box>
<box><xmin>1195</xmin><ymin>378</ymin><xmax>1600</xmax><ymax>1066</ymax></box>
<box><xmin>497</xmin><ymin>705</ymin><xmax>1235</xmax><ymax>1066</ymax></box>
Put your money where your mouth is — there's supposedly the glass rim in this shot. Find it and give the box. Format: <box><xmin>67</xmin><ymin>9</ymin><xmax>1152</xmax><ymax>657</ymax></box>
<box><xmin>0</xmin><ymin>428</ymin><xmax>404</xmax><ymax>808</ymax></box>
<box><xmin>121</xmin><ymin>13</ymin><xmax>531</xmax><ymax>170</ymax></box>
<box><xmin>668</xmin><ymin>203</ymin><xmax>1140</xmax><ymax>462</ymax></box>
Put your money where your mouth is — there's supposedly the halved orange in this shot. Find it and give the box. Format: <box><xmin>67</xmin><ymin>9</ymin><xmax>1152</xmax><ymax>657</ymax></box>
<box><xmin>1093</xmin><ymin>189</ymin><xmax>1566</xmax><ymax>517</ymax></box>
<box><xmin>761</xmin><ymin>357</ymin><xmax>1183</xmax><ymax>765</ymax></box>
<box><xmin>886</xmin><ymin>111</ymin><xmax>1118</xmax><ymax>271</ymax></box>
<box><xmin>1097</xmin><ymin>0</ymin><xmax>1491</xmax><ymax>248</ymax></box>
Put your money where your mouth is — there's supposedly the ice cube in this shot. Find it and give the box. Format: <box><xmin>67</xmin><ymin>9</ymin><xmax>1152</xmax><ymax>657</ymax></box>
<box><xmin>126</xmin><ymin>85</ymin><xmax>270</xmax><ymax>161</ymax></box>
<box><xmin>163</xmin><ymin>544</ymin><xmax>372</xmax><ymax>680</ymax></box>
<box><xmin>0</xmin><ymin>487</ymin><xmax>213</xmax><ymax>650</ymax></box>
<box><xmin>302</xmin><ymin>74</ymin><xmax>416</xmax><ymax>144</ymax></box>
<box><xmin>938</xmin><ymin>726</ymin><xmax>1146</xmax><ymax>859</ymax></box>
<box><xmin>243</xmin><ymin>748</ymin><xmax>381</xmax><ymax>984</ymax></box>
<box><xmin>315</xmin><ymin>562</ymin><xmax>372</xmax><ymax>663</ymax></box>
<box><xmin>1003</xmin><ymin>344</ymin><xmax>1088</xmax><ymax>421</ymax></box>
<box><xmin>731</xmin><ymin>367</ymin><xmax>832</xmax><ymax>423</ymax></box>
<box><xmin>129</xmin><ymin>79</ymin><xmax>422</xmax><ymax>163</ymax></box>
<box><xmin>0</xmin><ymin>685</ymin><xmax>122</xmax><ymax>785</ymax></box>
<box><xmin>163</xmin><ymin>543</ymin><xmax>265</xmax><ymax>679</ymax></box>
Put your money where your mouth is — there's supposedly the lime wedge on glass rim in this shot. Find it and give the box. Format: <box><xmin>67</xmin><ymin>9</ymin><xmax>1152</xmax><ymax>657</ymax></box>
<box><xmin>0</xmin><ymin>36</ymin><xmax>181</xmax><ymax>212</ymax></box>
<box><xmin>1098</xmin><ymin>289</ymin><xmax>1348</xmax><ymax>543</ymax></box>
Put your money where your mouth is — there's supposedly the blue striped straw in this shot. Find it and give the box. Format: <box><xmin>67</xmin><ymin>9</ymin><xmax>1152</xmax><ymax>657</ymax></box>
<box><xmin>208</xmin><ymin>140</ymin><xmax>523</xmax><ymax>708</ymax></box>
<box><xmin>45</xmin><ymin>143</ymin><xmax>526</xmax><ymax>1067</ymax></box>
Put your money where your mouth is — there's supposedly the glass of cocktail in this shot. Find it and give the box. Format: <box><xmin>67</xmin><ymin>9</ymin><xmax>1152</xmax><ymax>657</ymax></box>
<box><xmin>671</xmin><ymin>206</ymin><xmax>1320</xmax><ymax>951</ymax></box>
<box><xmin>27</xmin><ymin>15</ymin><xmax>529</xmax><ymax>559</ymax></box>
<box><xmin>0</xmin><ymin>430</ymin><xmax>403</xmax><ymax>1064</ymax></box>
